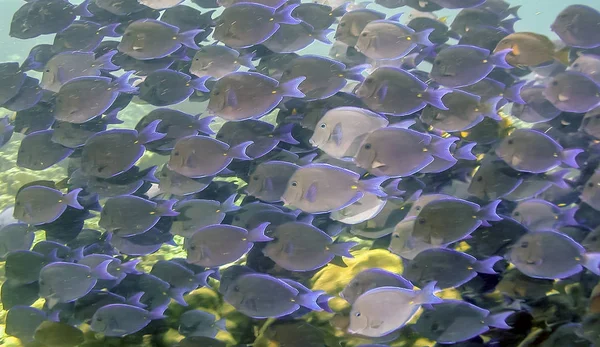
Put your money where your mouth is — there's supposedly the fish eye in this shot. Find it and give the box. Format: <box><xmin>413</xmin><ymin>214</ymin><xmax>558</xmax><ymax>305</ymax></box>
<box><xmin>189</xmin><ymin>245</ymin><xmax>196</xmax><ymax>250</ymax></box>
<box><xmin>364</xmin><ymin>78</ymin><xmax>373</xmax><ymax>84</ymax></box>
<box><xmin>354</xmin><ymin>312</ymin><xmax>361</xmax><ymax>317</ymax></box>
<box><xmin>520</xmin><ymin>241</ymin><xmax>528</xmax><ymax>248</ymax></box>
<box><xmin>589</xmin><ymin>182</ymin><xmax>595</xmax><ymax>188</ymax></box>
<box><xmin>319</xmin><ymin>123</ymin><xmax>326</xmax><ymax>129</ymax></box>
<box><xmin>339</xmin><ymin>22</ymin><xmax>346</xmax><ymax>27</ymax></box>
<box><xmin>361</xmin><ymin>32</ymin><xmax>368</xmax><ymax>37</ymax></box>
<box><xmin>591</xmin><ymin>236</ymin><xmax>598</xmax><ymax>242</ymax></box>
<box><xmin>552</xmin><ymin>81</ymin><xmax>558</xmax><ymax>86</ymax></box>
<box><xmin>435</xmin><ymin>60</ymin><xmax>442</xmax><ymax>65</ymax></box>
<box><xmin>573</xmin><ymin>63</ymin><xmax>579</xmax><ymax>68</ymax></box>
<box><xmin>476</xmin><ymin>176</ymin><xmax>483</xmax><ymax>182</ymax></box>
<box><xmin>234</xmin><ymin>216</ymin><xmax>241</xmax><ymax>221</ymax></box>
<box><xmin>45</xmin><ymin>69</ymin><xmax>50</xmax><ymax>73</ymax></box>
<box><xmin>507</xmin><ymin>139</ymin><xmax>514</xmax><ymax>145</ymax></box>
<box><xmin>214</xmin><ymin>91</ymin><xmax>220</xmax><ymax>96</ymax></box>
<box><xmin>173</xmin><ymin>151</ymin><xmax>180</xmax><ymax>156</ymax></box>
<box><xmin>513</xmin><ymin>211</ymin><xmax>520</xmax><ymax>217</ymax></box>
<box><xmin>252</xmin><ymin>176</ymin><xmax>259</xmax><ymax>181</ymax></box>
<box><xmin>393</xmin><ymin>233</ymin><xmax>400</xmax><ymax>238</ymax></box>
<box><xmin>96</xmin><ymin>317</ymin><xmax>103</xmax><ymax>322</ymax></box>
<box><xmin>415</xmin><ymin>206</ymin><xmax>421</xmax><ymax>211</ymax></box>
<box><xmin>233</xmin><ymin>285</ymin><xmax>240</xmax><ymax>292</ymax></box>
<box><xmin>291</xmin><ymin>181</ymin><xmax>298</xmax><ymax>187</ymax></box>
<box><xmin>418</xmin><ymin>217</ymin><xmax>426</xmax><ymax>224</ymax></box>
<box><xmin>363</xmin><ymin>143</ymin><xmax>372</xmax><ymax>150</ymax></box>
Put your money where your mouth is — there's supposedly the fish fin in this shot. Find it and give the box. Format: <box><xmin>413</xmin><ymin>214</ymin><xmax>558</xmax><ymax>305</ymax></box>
<box><xmin>169</xmin><ymin>287</ymin><xmax>189</xmax><ymax>306</ymax></box>
<box><xmin>214</xmin><ymin>318</ymin><xmax>227</xmax><ymax>331</ymax></box>
<box><xmin>102</xmin><ymin>107</ymin><xmax>123</xmax><ymax>124</ymax></box>
<box><xmin>64</xmin><ymin>188</ymin><xmax>84</xmax><ymax>209</ymax></box>
<box><xmin>93</xmin><ymin>259</ymin><xmax>118</xmax><ymax>280</ymax></box>
<box><xmin>383</xmin><ymin>178</ymin><xmax>406</xmax><ymax>196</ymax></box>
<box><xmin>376</xmin><ymin>82</ymin><xmax>388</xmax><ymax>100</ymax></box>
<box><xmin>388</xmin><ymin>119</ymin><xmax>416</xmax><ymax>129</ymax></box>
<box><xmin>422</xmin><ymin>88</ymin><xmax>451</xmax><ymax>110</ymax></box>
<box><xmin>482</xmin><ymin>96</ymin><xmax>504</xmax><ymax>120</ymax></box>
<box><xmin>582</xmin><ymin>253</ymin><xmax>600</xmax><ymax>276</ymax></box>
<box><xmin>221</xmin><ymin>194</ymin><xmax>240</xmax><ymax>213</ymax></box>
<box><xmin>447</xmin><ymin>30</ymin><xmax>461</xmax><ymax>40</ymax></box>
<box><xmin>227</xmin><ymin>141</ymin><xmax>253</xmax><ymax>160</ymax></box>
<box><xmin>297</xmin><ymin>153</ymin><xmax>317</xmax><ymax>166</ymax></box>
<box><xmin>296</xmin><ymin>290</ymin><xmax>324</xmax><ymax>311</ymax></box>
<box><xmin>414</xmin><ymin>28</ymin><xmax>434</xmax><ymax>47</ymax></box>
<box><xmin>313</xmin><ymin>29</ymin><xmax>334</xmax><ymax>44</ymax></box>
<box><xmin>327</xmin><ymin>223</ymin><xmax>344</xmax><ymax>237</ymax></box>
<box><xmin>428</xmin><ymin>136</ymin><xmax>455</xmax><ymax>162</ymax></box>
<box><xmin>507</xmin><ymin>5</ymin><xmax>521</xmax><ymax>19</ymax></box>
<box><xmin>94</xmin><ymin>50</ymin><xmax>119</xmax><ymax>71</ymax></box>
<box><xmin>274</xmin><ymin>4</ymin><xmax>301</xmax><ymax>25</ymax></box>
<box><xmin>196</xmin><ymin>270</ymin><xmax>214</xmax><ymax>287</ymax></box>
<box><xmin>137</xmin><ymin>119</ymin><xmax>166</xmax><ymax>144</ymax></box>
<box><xmin>155</xmin><ymin>199</ymin><xmax>179</xmax><ymax>217</ymax></box>
<box><xmin>196</xmin><ymin>115</ymin><xmax>216</xmax><ymax>135</ymax></box>
<box><xmin>344</xmin><ymin>64</ymin><xmax>369</xmax><ymax>82</ymax></box>
<box><xmin>121</xmin><ymin>259</ymin><xmax>141</xmax><ymax>274</ymax></box>
<box><xmin>75</xmin><ymin>0</ymin><xmax>93</xmax><ymax>17</ymax></box>
<box><xmin>298</xmin><ymin>214</ymin><xmax>314</xmax><ymax>225</ymax></box>
<box><xmin>484</xmin><ymin>312</ymin><xmax>513</xmax><ymax>329</ymax></box>
<box><xmin>69</xmin><ymin>247</ymin><xmax>85</xmax><ymax>262</ymax></box>
<box><xmin>489</xmin><ymin>49</ymin><xmax>513</xmax><ymax>69</ymax></box>
<box><xmin>331</xmin><ymin>122</ymin><xmax>343</xmax><ymax>146</ymax></box>
<box><xmin>277</xmin><ymin>77</ymin><xmax>306</xmax><ymax>98</ymax></box>
<box><xmin>559</xmin><ymin>206</ymin><xmax>578</xmax><ymax>226</ymax></box>
<box><xmin>247</xmin><ymin>222</ymin><xmax>273</xmax><ymax>242</ymax></box>
<box><xmin>224</xmin><ymin>88</ymin><xmax>238</xmax><ymax>108</ymax></box>
<box><xmin>263</xmin><ymin>176</ymin><xmax>274</xmax><ymax>193</ymax></box>
<box><xmin>149</xmin><ymin>305</ymin><xmax>168</xmax><ymax>320</ymax></box>
<box><xmin>273</xmin><ymin>123</ymin><xmax>299</xmax><ymax>144</ymax></box>
<box><xmin>406</xmin><ymin>189</ymin><xmax>423</xmax><ymax>204</ymax></box>
<box><xmin>177</xmin><ymin>30</ymin><xmax>203</xmax><ymax>50</ymax></box>
<box><xmin>190</xmin><ymin>76</ymin><xmax>210</xmax><ymax>92</ymax></box>
<box><xmin>473</xmin><ymin>256</ymin><xmax>502</xmax><ymax>274</ymax></box>
<box><xmin>111</xmin><ymin>71</ymin><xmax>138</xmax><ymax>94</ymax></box>
<box><xmin>477</xmin><ymin>199</ymin><xmax>502</xmax><ymax>221</ymax></box>
<box><xmin>359</xmin><ymin>176</ymin><xmax>388</xmax><ymax>197</ymax></box>
<box><xmin>331</xmin><ymin>2</ymin><xmax>348</xmax><ymax>16</ymax></box>
<box><xmin>387</xmin><ymin>12</ymin><xmax>403</xmax><ymax>21</ymax></box>
<box><xmin>454</xmin><ymin>142</ymin><xmax>477</xmax><ymax>161</ymax></box>
<box><xmin>560</xmin><ymin>149</ymin><xmax>584</xmax><ymax>168</ymax></box>
<box><xmin>504</xmin><ymin>80</ymin><xmax>526</xmax><ymax>104</ymax></box>
<box><xmin>547</xmin><ymin>169</ymin><xmax>570</xmax><ymax>189</ymax></box>
<box><xmin>127</xmin><ymin>292</ymin><xmax>146</xmax><ymax>308</ymax></box>
<box><xmin>98</xmin><ymin>23</ymin><xmax>121</xmax><ymax>38</ymax></box>
<box><xmin>141</xmin><ymin>166</ymin><xmax>159</xmax><ymax>183</ymax></box>
<box><xmin>306</xmin><ymin>183</ymin><xmax>318</xmax><ymax>202</ymax></box>
<box><xmin>415</xmin><ymin>281</ymin><xmax>443</xmax><ymax>305</ymax></box>
<box><xmin>500</xmin><ymin>17</ymin><xmax>519</xmax><ymax>33</ymax></box>
<box><xmin>328</xmin><ymin>241</ymin><xmax>357</xmax><ymax>258</ymax></box>
<box><xmin>236</xmin><ymin>51</ymin><xmax>255</xmax><ymax>69</ymax></box>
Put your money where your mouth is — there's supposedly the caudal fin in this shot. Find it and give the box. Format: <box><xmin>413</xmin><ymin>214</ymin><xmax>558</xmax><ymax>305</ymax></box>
<box><xmin>314</xmin><ymin>29</ymin><xmax>334</xmax><ymax>44</ymax></box>
<box><xmin>190</xmin><ymin>76</ymin><xmax>210</xmax><ymax>92</ymax></box>
<box><xmin>582</xmin><ymin>252</ymin><xmax>600</xmax><ymax>276</ymax></box>
<box><xmin>413</xmin><ymin>28</ymin><xmax>434</xmax><ymax>47</ymax></box>
<box><xmin>344</xmin><ymin>64</ymin><xmax>369</xmax><ymax>82</ymax></box>
<box><xmin>454</xmin><ymin>142</ymin><xmax>477</xmax><ymax>161</ymax></box>
<box><xmin>227</xmin><ymin>141</ymin><xmax>253</xmax><ymax>160</ymax></box>
<box><xmin>428</xmin><ymin>136</ymin><xmax>456</xmax><ymax>162</ymax></box>
<box><xmin>278</xmin><ymin>77</ymin><xmax>306</xmax><ymax>98</ymax></box>
<box><xmin>273</xmin><ymin>123</ymin><xmax>299</xmax><ymax>144</ymax></box>
<box><xmin>296</xmin><ymin>290</ymin><xmax>324</xmax><ymax>311</ymax></box>
<box><xmin>64</xmin><ymin>188</ymin><xmax>84</xmax><ymax>209</ymax></box>
<box><xmin>504</xmin><ymin>80</ymin><xmax>526</xmax><ymax>104</ymax></box>
<box><xmin>274</xmin><ymin>4</ymin><xmax>301</xmax><ymax>25</ymax></box>
<box><xmin>359</xmin><ymin>176</ymin><xmax>388</xmax><ymax>197</ymax></box>
<box><xmin>561</xmin><ymin>148</ymin><xmax>584</xmax><ymax>168</ymax></box>
<box><xmin>156</xmin><ymin>199</ymin><xmax>179</xmax><ymax>217</ymax></box>
<box><xmin>423</xmin><ymin>88</ymin><xmax>451</xmax><ymax>110</ymax></box>
<box><xmin>236</xmin><ymin>52</ymin><xmax>255</xmax><ymax>69</ymax></box>
<box><xmin>99</xmin><ymin>23</ymin><xmax>121</xmax><ymax>38</ymax></box>
<box><xmin>247</xmin><ymin>222</ymin><xmax>273</xmax><ymax>242</ymax></box>
<box><xmin>177</xmin><ymin>30</ymin><xmax>203</xmax><ymax>50</ymax></box>
<box><xmin>137</xmin><ymin>119</ymin><xmax>166</xmax><ymax>144</ymax></box>
<box><xmin>485</xmin><ymin>312</ymin><xmax>513</xmax><ymax>329</ymax></box>
<box><xmin>92</xmin><ymin>259</ymin><xmax>118</xmax><ymax>280</ymax></box>
<box><xmin>111</xmin><ymin>71</ymin><xmax>138</xmax><ymax>94</ymax></box>
<box><xmin>94</xmin><ymin>50</ymin><xmax>119</xmax><ymax>71</ymax></box>
<box><xmin>477</xmin><ymin>199</ymin><xmax>502</xmax><ymax>222</ymax></box>
<box><xmin>328</xmin><ymin>241</ymin><xmax>357</xmax><ymax>258</ymax></box>
<box><xmin>490</xmin><ymin>49</ymin><xmax>513</xmax><ymax>69</ymax></box>
<box><xmin>547</xmin><ymin>169</ymin><xmax>570</xmax><ymax>189</ymax></box>
<box><xmin>220</xmin><ymin>193</ymin><xmax>241</xmax><ymax>213</ymax></box>
<box><xmin>473</xmin><ymin>256</ymin><xmax>502</xmax><ymax>274</ymax></box>
<box><xmin>415</xmin><ymin>281</ymin><xmax>443</xmax><ymax>305</ymax></box>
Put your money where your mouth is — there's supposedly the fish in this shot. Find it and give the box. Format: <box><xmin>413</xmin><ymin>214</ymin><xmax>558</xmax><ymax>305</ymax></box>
<box><xmin>494</xmin><ymin>32</ymin><xmax>561</xmax><ymax>67</ymax></box>
<box><xmin>389</xmin><ymin>217</ymin><xmax>443</xmax><ymax>259</ymax></box>
<box><xmin>355</xmin><ymin>19</ymin><xmax>434</xmax><ymax>60</ymax></box>
<box><xmin>263</xmin><ymin>22</ymin><xmax>333</xmax><ymax>54</ymax></box>
<box><xmin>246</xmin><ymin>161</ymin><xmax>299</xmax><ymax>203</ymax></box>
<box><xmin>52</xmin><ymin>109</ymin><xmax>122</xmax><ymax>149</ymax></box>
<box><xmin>348</xmin><ymin>281</ymin><xmax>442</xmax><ymax>337</ymax></box>
<box><xmin>157</xmin><ymin>164</ymin><xmax>214</xmax><ymax>196</ymax></box>
<box><xmin>9</xmin><ymin>0</ymin><xmax>93</xmax><ymax>39</ymax></box>
<box><xmin>340</xmin><ymin>268</ymin><xmax>413</xmax><ymax>304</ymax></box>
<box><xmin>138</xmin><ymin>0</ymin><xmax>185</xmax><ymax>10</ymax></box>
<box><xmin>510</xmin><ymin>84</ymin><xmax>561</xmax><ymax>123</ymax></box>
<box><xmin>569</xmin><ymin>54</ymin><xmax>600</xmax><ymax>83</ymax></box>
<box><xmin>20</xmin><ymin>44</ymin><xmax>56</xmax><ymax>72</ymax></box>
<box><xmin>216</xmin><ymin>120</ymin><xmax>298</xmax><ymax>159</ymax></box>
<box><xmin>330</xmin><ymin>191</ymin><xmax>389</xmax><ymax>225</ymax></box>
<box><xmin>190</xmin><ymin>45</ymin><xmax>254</xmax><ymax>79</ymax></box>
<box><xmin>334</xmin><ymin>9</ymin><xmax>387</xmax><ymax>47</ymax></box>
<box><xmin>551</xmin><ymin>5</ymin><xmax>600</xmax><ymax>49</ymax></box>
<box><xmin>91</xmin><ymin>304</ymin><xmax>167</xmax><ymax>336</ymax></box>
<box><xmin>5</xmin><ymin>250</ymin><xmax>50</xmax><ymax>285</ymax></box>
<box><xmin>161</xmin><ymin>6</ymin><xmax>215</xmax><ymax>33</ymax></box>
<box><xmin>458</xmin><ymin>24</ymin><xmax>510</xmax><ymax>52</ymax></box>
<box><xmin>171</xmin><ymin>195</ymin><xmax>239</xmax><ymax>238</ymax></box>
<box><xmin>292</xmin><ymin>3</ymin><xmax>347</xmax><ymax>31</ymax></box>
<box><xmin>511</xmin><ymin>198</ymin><xmax>577</xmax><ymax>231</ymax></box>
<box><xmin>137</xmin><ymin>69</ymin><xmax>209</xmax><ymax>106</ymax></box>
<box><xmin>543</xmin><ymin>71</ymin><xmax>600</xmax><ymax>113</ymax></box>
<box><xmin>150</xmin><ymin>260</ymin><xmax>212</xmax><ymax>305</ymax></box>
<box><xmin>99</xmin><ymin>196</ymin><xmax>178</xmax><ymax>236</ymax></box>
<box><xmin>52</xmin><ymin>20</ymin><xmax>120</xmax><ymax>53</ymax></box>
<box><xmin>41</xmin><ymin>51</ymin><xmax>119</xmax><ymax>93</ymax></box>
<box><xmin>179</xmin><ymin>309</ymin><xmax>226</xmax><ymax>337</ymax></box>
<box><xmin>13</xmin><ymin>186</ymin><xmax>83</xmax><ymax>225</ymax></box>
<box><xmin>33</xmin><ymin>321</ymin><xmax>84</xmax><ymax>347</ymax></box>
<box><xmin>0</xmin><ymin>224</ymin><xmax>34</xmax><ymax>260</ymax></box>
<box><xmin>0</xmin><ymin>116</ymin><xmax>14</xmax><ymax>148</ymax></box>
<box><xmin>430</xmin><ymin>0</ymin><xmax>486</xmax><ymax>9</ymax></box>
<box><xmin>5</xmin><ymin>306</ymin><xmax>47</xmax><ymax>343</ymax></box>
<box><xmin>582</xmin><ymin>170</ymin><xmax>600</xmax><ymax>211</ymax></box>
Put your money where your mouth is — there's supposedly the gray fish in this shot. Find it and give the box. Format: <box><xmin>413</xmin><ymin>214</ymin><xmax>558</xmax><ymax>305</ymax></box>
<box><xmin>99</xmin><ymin>196</ymin><xmax>178</xmax><ymax>236</ymax></box>
<box><xmin>5</xmin><ymin>306</ymin><xmax>46</xmax><ymax>343</ymax></box>
<box><xmin>94</xmin><ymin>0</ymin><xmax>150</xmax><ymax>15</ymax></box>
<box><xmin>280</xmin><ymin>55</ymin><xmax>366</xmax><ymax>100</ymax></box>
<box><xmin>52</xmin><ymin>20</ymin><xmax>120</xmax><ymax>53</ymax></box>
<box><xmin>33</xmin><ymin>321</ymin><xmax>84</xmax><ymax>347</ymax></box>
<box><xmin>39</xmin><ymin>261</ymin><xmax>116</xmax><ymax>307</ymax></box>
<box><xmin>138</xmin><ymin>0</ymin><xmax>184</xmax><ymax>9</ymax></box>
<box><xmin>495</xmin><ymin>268</ymin><xmax>553</xmax><ymax>301</ymax></box>
<box><xmin>263</xmin><ymin>221</ymin><xmax>357</xmax><ymax>271</ymax></box>
<box><xmin>468</xmin><ymin>158</ymin><xmax>523</xmax><ymax>200</ymax></box>
<box><xmin>310</xmin><ymin>106</ymin><xmax>388</xmax><ymax>159</ymax></box>
<box><xmin>150</xmin><ymin>260</ymin><xmax>212</xmax><ymax>305</ymax></box>
<box><xmin>510</xmin><ymin>84</ymin><xmax>561</xmax><ymax>124</ymax></box>
<box><xmin>420</xmin><ymin>90</ymin><xmax>502</xmax><ymax>132</ymax></box>
<box><xmin>54</xmin><ymin>72</ymin><xmax>137</xmax><ymax>124</ymax></box>
<box><xmin>329</xmin><ymin>41</ymin><xmax>368</xmax><ymax>66</ymax></box>
<box><xmin>80</xmin><ymin>121</ymin><xmax>164</xmax><ymax>178</ymax></box>
<box><xmin>213</xmin><ymin>3</ymin><xmax>300</xmax><ymax>48</ymax></box>
<box><xmin>118</xmin><ymin>19</ymin><xmax>202</xmax><ymax>60</ymax></box>
<box><xmin>413</xmin><ymin>300</ymin><xmax>512</xmax><ymax>344</ymax></box>
<box><xmin>263</xmin><ymin>22</ymin><xmax>333</xmax><ymax>54</ymax></box>
<box><xmin>340</xmin><ymin>268</ymin><xmax>412</xmax><ymax>304</ymax></box>
<box><xmin>137</xmin><ymin>69</ymin><xmax>209</xmax><ymax>106</ymax></box>
<box><xmin>355</xmin><ymin>19</ymin><xmax>433</xmax><ymax>60</ymax></box>
<box><xmin>9</xmin><ymin>0</ymin><xmax>92</xmax><ymax>39</ymax></box>
<box><xmin>216</xmin><ymin>120</ymin><xmax>298</xmax><ymax>159</ymax></box>
<box><xmin>0</xmin><ymin>224</ymin><xmax>34</xmax><ymax>260</ymax></box>
<box><xmin>157</xmin><ymin>164</ymin><xmax>213</xmax><ymax>196</ymax></box>
<box><xmin>281</xmin><ymin>163</ymin><xmax>387</xmax><ymax>213</ymax></box>
<box><xmin>569</xmin><ymin>54</ymin><xmax>600</xmax><ymax>83</ymax></box>
<box><xmin>503</xmin><ymin>170</ymin><xmax>570</xmax><ymax>202</ymax></box>
<box><xmin>495</xmin><ymin>129</ymin><xmax>583</xmax><ymax>174</ymax></box>
<box><xmin>511</xmin><ymin>198</ymin><xmax>577</xmax><ymax>231</ymax></box>
<box><xmin>171</xmin><ymin>195</ymin><xmax>239</xmax><ymax>238</ymax></box>
<box><xmin>3</xmin><ymin>76</ymin><xmax>43</xmax><ymax>112</ymax></box>
<box><xmin>460</xmin><ymin>78</ymin><xmax>526</xmax><ymax>105</ymax></box>
<box><xmin>348</xmin><ymin>281</ymin><xmax>442</xmax><ymax>337</ymax></box>
<box><xmin>14</xmin><ymin>187</ymin><xmax>82</xmax><ymax>225</ymax></box>
<box><xmin>353</xmin><ymin>125</ymin><xmax>456</xmax><ymax>177</ymax></box>
<box><xmin>551</xmin><ymin>5</ymin><xmax>600</xmax><ymax>49</ymax></box>
<box><xmin>403</xmin><ymin>248</ymin><xmax>501</xmax><ymax>289</ymax></box>
<box><xmin>0</xmin><ymin>63</ymin><xmax>26</xmax><ymax>104</ymax></box>
<box><xmin>185</xmin><ymin>223</ymin><xmax>272</xmax><ymax>267</ymax></box>
<box><xmin>223</xmin><ymin>273</ymin><xmax>322</xmax><ymax>318</ymax></box>
<box><xmin>79</xmin><ymin>254</ymin><xmax>140</xmax><ymax>289</ymax></box>
<box><xmin>582</xmin><ymin>170</ymin><xmax>600</xmax><ymax>211</ymax></box>
<box><xmin>190</xmin><ymin>45</ymin><xmax>254</xmax><ymax>79</ymax></box>
<box><xmin>91</xmin><ymin>304</ymin><xmax>166</xmax><ymax>336</ymax></box>
<box><xmin>355</xmin><ymin>67</ymin><xmax>450</xmax><ymax>116</ymax></box>
<box><xmin>506</xmin><ymin>230</ymin><xmax>600</xmax><ymax>279</ymax></box>
<box><xmin>161</xmin><ymin>6</ymin><xmax>216</xmax><ymax>33</ymax></box>
<box><xmin>0</xmin><ymin>116</ymin><xmax>14</xmax><ymax>148</ymax></box>
<box><xmin>257</xmin><ymin>52</ymin><xmax>300</xmax><ymax>80</ymax></box>
<box><xmin>543</xmin><ymin>71</ymin><xmax>600</xmax><ymax>113</ymax></box>
<box><xmin>388</xmin><ymin>218</ymin><xmax>441</xmax><ymax>260</ymax></box>
<box><xmin>168</xmin><ymin>135</ymin><xmax>253</xmax><ymax>178</ymax></box>
<box><xmin>232</xmin><ymin>207</ymin><xmax>298</xmax><ymax>230</ymax></box>
<box><xmin>230</xmin><ymin>202</ymin><xmax>284</xmax><ymax>228</ymax></box>
<box><xmin>179</xmin><ymin>310</ymin><xmax>226</xmax><ymax>337</ymax></box>
<box><xmin>580</xmin><ymin>107</ymin><xmax>600</xmax><ymax>139</ymax></box>
<box><xmin>178</xmin><ymin>336</ymin><xmax>226</xmax><ymax>347</ymax></box>
<box><xmin>5</xmin><ymin>250</ymin><xmax>49</xmax><ymax>285</ymax></box>
<box><xmin>246</xmin><ymin>161</ymin><xmax>299</xmax><ymax>203</ymax></box>
<box><xmin>69</xmin><ymin>166</ymin><xmax>158</xmax><ymax>199</ymax></box>
<box><xmin>292</xmin><ymin>3</ymin><xmax>347</xmax><ymax>31</ymax></box>
<box><xmin>335</xmin><ymin>9</ymin><xmax>386</xmax><ymax>47</ymax></box>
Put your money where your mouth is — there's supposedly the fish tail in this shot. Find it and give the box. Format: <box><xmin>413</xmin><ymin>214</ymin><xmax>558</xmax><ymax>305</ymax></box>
<box><xmin>141</xmin><ymin>166</ymin><xmax>159</xmax><ymax>183</ymax></box>
<box><xmin>137</xmin><ymin>119</ymin><xmax>166</xmax><ymax>144</ymax></box>
<box><xmin>196</xmin><ymin>115</ymin><xmax>216</xmax><ymax>135</ymax></box>
<box><xmin>328</xmin><ymin>241</ymin><xmax>357</xmax><ymax>258</ymax></box>
<box><xmin>472</xmin><ymin>256</ymin><xmax>502</xmax><ymax>274</ymax></box>
<box><xmin>582</xmin><ymin>253</ymin><xmax>600</xmax><ymax>276</ymax></box>
<box><xmin>331</xmin><ymin>3</ymin><xmax>347</xmax><ymax>17</ymax></box>
<box><xmin>155</xmin><ymin>199</ymin><xmax>179</xmax><ymax>217</ymax></box>
<box><xmin>273</xmin><ymin>123</ymin><xmax>299</xmax><ymax>144</ymax></box>
<box><xmin>94</xmin><ymin>50</ymin><xmax>120</xmax><ymax>71</ymax></box>
<box><xmin>102</xmin><ymin>107</ymin><xmax>123</xmax><ymax>124</ymax></box>
<box><xmin>177</xmin><ymin>30</ymin><xmax>204</xmax><ymax>50</ymax></box>
<box><xmin>93</xmin><ymin>259</ymin><xmax>118</xmax><ymax>280</ymax></box>
<box><xmin>227</xmin><ymin>141</ymin><xmax>253</xmax><ymax>160</ymax></box>
<box><xmin>489</xmin><ymin>49</ymin><xmax>513</xmax><ymax>69</ymax></box>
<box><xmin>359</xmin><ymin>176</ymin><xmax>388</xmax><ymax>197</ymax></box>
<box><xmin>414</xmin><ymin>28</ymin><xmax>434</xmax><ymax>47</ymax></box>
<box><xmin>547</xmin><ymin>169</ymin><xmax>570</xmax><ymax>189</ymax></box>
<box><xmin>111</xmin><ymin>71</ymin><xmax>138</xmax><ymax>94</ymax></box>
<box><xmin>560</xmin><ymin>148</ymin><xmax>584</xmax><ymax>168</ymax></box>
<box><xmin>477</xmin><ymin>199</ymin><xmax>502</xmax><ymax>221</ymax></box>
<box><xmin>247</xmin><ymin>222</ymin><xmax>273</xmax><ymax>242</ymax></box>
<box><xmin>427</xmin><ymin>136</ymin><xmax>455</xmax><ymax>162</ymax></box>
<box><xmin>343</xmin><ymin>64</ymin><xmax>369</xmax><ymax>82</ymax></box>
<box><xmin>190</xmin><ymin>76</ymin><xmax>210</xmax><ymax>92</ymax></box>
<box><xmin>215</xmin><ymin>318</ymin><xmax>227</xmax><ymax>331</ymax></box>
<box><xmin>482</xmin><ymin>96</ymin><xmax>504</xmax><ymax>120</ymax></box>
<box><xmin>277</xmin><ymin>77</ymin><xmax>305</xmax><ymax>98</ymax></box>
<box><xmin>75</xmin><ymin>0</ymin><xmax>93</xmax><ymax>17</ymax></box>
<box><xmin>64</xmin><ymin>188</ymin><xmax>84</xmax><ymax>209</ymax></box>
<box><xmin>500</xmin><ymin>17</ymin><xmax>519</xmax><ymax>33</ymax></box>
<box><xmin>504</xmin><ymin>80</ymin><xmax>526</xmax><ymax>104</ymax></box>
<box><xmin>387</xmin><ymin>12</ymin><xmax>403</xmax><ymax>22</ymax></box>
<box><xmin>120</xmin><ymin>259</ymin><xmax>141</xmax><ymax>274</ymax></box>
<box><xmin>196</xmin><ymin>270</ymin><xmax>214</xmax><ymax>287</ymax></box>
<box><xmin>423</xmin><ymin>87</ymin><xmax>451</xmax><ymax>110</ymax></box>
<box><xmin>383</xmin><ymin>178</ymin><xmax>406</xmax><ymax>196</ymax></box>
<box><xmin>169</xmin><ymin>287</ymin><xmax>189</xmax><ymax>306</ymax></box>
<box><xmin>199</xmin><ymin>10</ymin><xmax>217</xmax><ymax>26</ymax></box>
<box><xmin>149</xmin><ymin>305</ymin><xmax>168</xmax><ymax>320</ymax></box>
<box><xmin>236</xmin><ymin>51</ymin><xmax>256</xmax><ymax>69</ymax></box>
<box><xmin>313</xmin><ymin>29</ymin><xmax>334</xmax><ymax>44</ymax></box>
<box><xmin>507</xmin><ymin>5</ymin><xmax>521</xmax><ymax>19</ymax></box>
<box><xmin>126</xmin><ymin>292</ymin><xmax>146</xmax><ymax>307</ymax></box>
<box><xmin>296</xmin><ymin>290</ymin><xmax>324</xmax><ymax>311</ymax></box>
<box><xmin>560</xmin><ymin>206</ymin><xmax>578</xmax><ymax>226</ymax></box>
<box><xmin>484</xmin><ymin>312</ymin><xmax>513</xmax><ymax>329</ymax></box>
<box><xmin>220</xmin><ymin>193</ymin><xmax>241</xmax><ymax>213</ymax></box>
<box><xmin>274</xmin><ymin>4</ymin><xmax>301</xmax><ymax>25</ymax></box>
<box><xmin>453</xmin><ymin>142</ymin><xmax>477</xmax><ymax>161</ymax></box>
<box><xmin>415</xmin><ymin>281</ymin><xmax>442</xmax><ymax>305</ymax></box>
<box><xmin>99</xmin><ymin>23</ymin><xmax>121</xmax><ymax>38</ymax></box>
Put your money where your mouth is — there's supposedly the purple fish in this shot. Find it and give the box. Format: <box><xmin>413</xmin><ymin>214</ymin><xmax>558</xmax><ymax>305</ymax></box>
<box><xmin>138</xmin><ymin>69</ymin><xmax>209</xmax><ymax>106</ymax></box>
<box><xmin>91</xmin><ymin>304</ymin><xmax>166</xmax><ymax>336</ymax></box>
<box><xmin>246</xmin><ymin>161</ymin><xmax>300</xmax><ymax>203</ymax></box>
<box><xmin>430</xmin><ymin>0</ymin><xmax>485</xmax><ymax>9</ymax></box>
<box><xmin>216</xmin><ymin>121</ymin><xmax>298</xmax><ymax>159</ymax></box>
<box><xmin>551</xmin><ymin>5</ymin><xmax>600</xmax><ymax>48</ymax></box>
<box><xmin>569</xmin><ymin>54</ymin><xmax>600</xmax><ymax>83</ymax></box>
<box><xmin>543</xmin><ymin>71</ymin><xmax>600</xmax><ymax>113</ymax></box>
<box><xmin>150</xmin><ymin>260</ymin><xmax>212</xmax><ymax>306</ymax></box>
<box><xmin>13</xmin><ymin>186</ymin><xmax>82</xmax><ymax>225</ymax></box>
<box><xmin>511</xmin><ymin>198</ymin><xmax>577</xmax><ymax>232</ymax></box>
<box><xmin>99</xmin><ymin>196</ymin><xmax>178</xmax><ymax>236</ymax></box>
<box><xmin>511</xmin><ymin>84</ymin><xmax>561</xmax><ymax>123</ymax></box>
<box><xmin>2</xmin><ymin>77</ymin><xmax>43</xmax><ymax>112</ymax></box>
